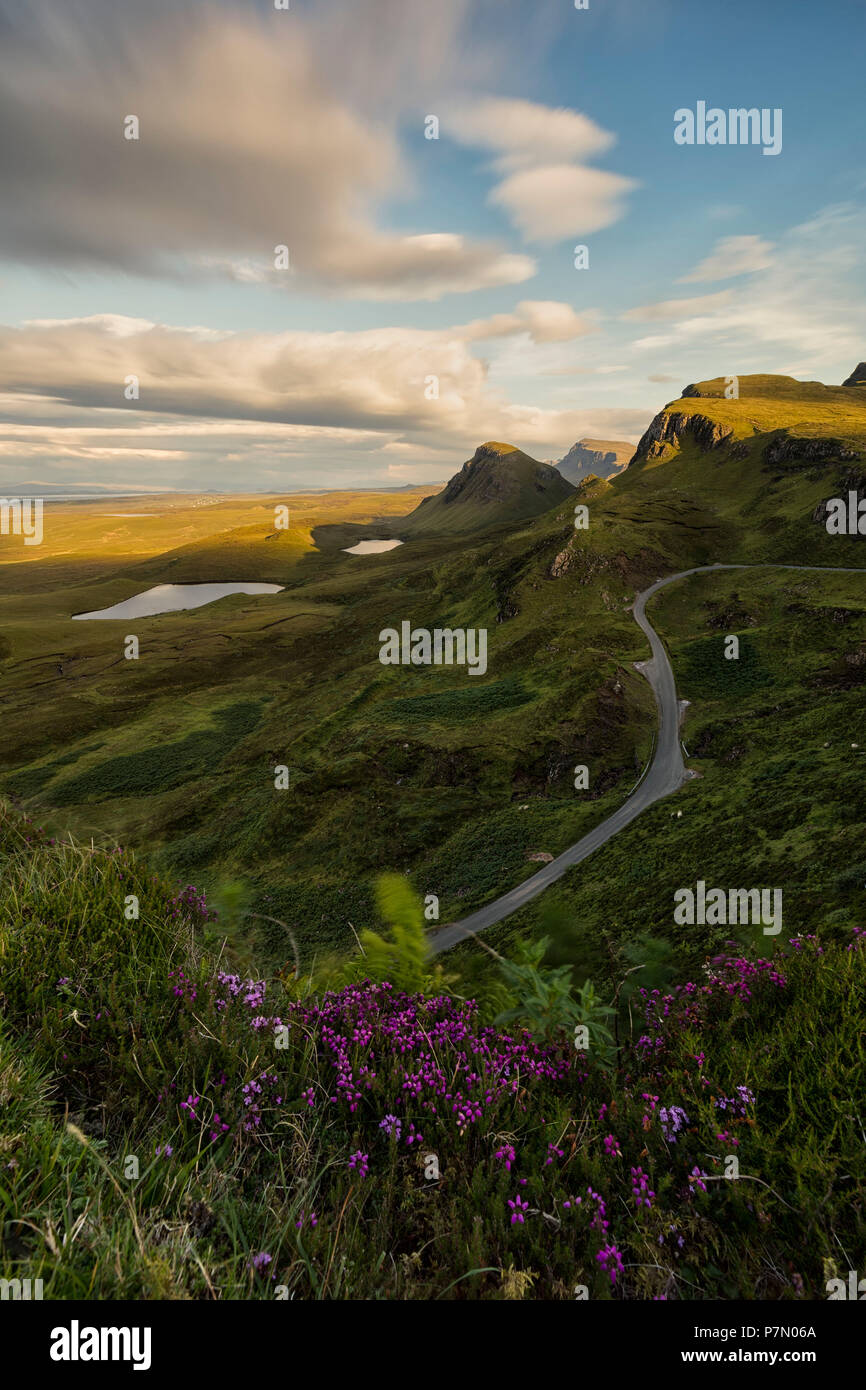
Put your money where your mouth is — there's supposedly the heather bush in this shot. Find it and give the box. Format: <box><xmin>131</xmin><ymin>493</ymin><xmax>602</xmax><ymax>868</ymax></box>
<box><xmin>1</xmin><ymin>803</ymin><xmax>864</xmax><ymax>1300</ymax></box>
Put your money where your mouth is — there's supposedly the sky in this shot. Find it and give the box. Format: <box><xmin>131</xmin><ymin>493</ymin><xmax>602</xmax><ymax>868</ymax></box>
<box><xmin>1</xmin><ymin>0</ymin><xmax>865</xmax><ymax>493</ymax></box>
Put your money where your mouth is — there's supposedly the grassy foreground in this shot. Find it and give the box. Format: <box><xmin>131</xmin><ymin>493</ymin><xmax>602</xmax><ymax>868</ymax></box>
<box><xmin>2</xmin><ymin>802</ymin><xmax>863</xmax><ymax>1300</ymax></box>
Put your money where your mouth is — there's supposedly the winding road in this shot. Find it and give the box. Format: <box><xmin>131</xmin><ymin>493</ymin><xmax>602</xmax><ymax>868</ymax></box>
<box><xmin>429</xmin><ymin>562</ymin><xmax>866</xmax><ymax>954</ymax></box>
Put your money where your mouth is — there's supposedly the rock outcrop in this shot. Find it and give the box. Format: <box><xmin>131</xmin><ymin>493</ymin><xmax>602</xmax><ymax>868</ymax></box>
<box><xmin>764</xmin><ymin>435</ymin><xmax>858</xmax><ymax>468</ymax></box>
<box><xmin>631</xmin><ymin>410</ymin><xmax>734</xmax><ymax>464</ymax></box>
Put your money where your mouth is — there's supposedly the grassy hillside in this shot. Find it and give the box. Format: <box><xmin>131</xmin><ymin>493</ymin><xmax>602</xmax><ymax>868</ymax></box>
<box><xmin>3</xmin><ymin>370</ymin><xmax>866</xmax><ymax>1303</ymax></box>
<box><xmin>0</xmin><ymin>488</ymin><xmax>674</xmax><ymax>958</ymax></box>
<box><xmin>645</xmin><ymin>372</ymin><xmax>866</xmax><ymax>446</ymax></box>
<box><xmin>614</xmin><ymin>372</ymin><xmax>866</xmax><ymax>564</ymax></box>
<box><xmin>459</xmin><ymin>562</ymin><xmax>866</xmax><ymax>990</ymax></box>
<box><xmin>3</xmin><ymin>370</ymin><xmax>866</xmax><ymax>967</ymax></box>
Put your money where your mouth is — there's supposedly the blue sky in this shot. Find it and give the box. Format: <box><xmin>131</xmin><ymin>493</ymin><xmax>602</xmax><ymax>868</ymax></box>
<box><xmin>1</xmin><ymin>0</ymin><xmax>864</xmax><ymax>491</ymax></box>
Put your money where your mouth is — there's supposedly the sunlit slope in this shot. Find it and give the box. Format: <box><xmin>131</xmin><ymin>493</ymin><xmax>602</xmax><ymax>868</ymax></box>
<box><xmin>610</xmin><ymin>372</ymin><xmax>866</xmax><ymax>563</ymax></box>
<box><xmin>0</xmin><ymin>486</ymin><xmax>438</xmax><ymax>583</ymax></box>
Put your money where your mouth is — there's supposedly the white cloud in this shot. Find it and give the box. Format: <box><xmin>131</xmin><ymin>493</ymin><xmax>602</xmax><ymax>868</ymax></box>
<box><xmin>0</xmin><ymin>312</ymin><xmax>648</xmax><ymax>488</ymax></box>
<box><xmin>461</xmin><ymin>300</ymin><xmax>596</xmax><ymax>343</ymax></box>
<box><xmin>0</xmin><ymin>316</ymin><xmax>484</xmax><ymax>434</ymax></box>
<box><xmin>450</xmin><ymin>97</ymin><xmax>637</xmax><ymax>243</ymax></box>
<box><xmin>624</xmin><ymin>206</ymin><xmax>866</xmax><ymax>376</ymax></box>
<box><xmin>451</xmin><ymin>98</ymin><xmax>615</xmax><ymax>168</ymax></box>
<box><xmin>679</xmin><ymin>235</ymin><xmax>775</xmax><ymax>283</ymax></box>
<box><xmin>490</xmin><ymin>164</ymin><xmax>638</xmax><ymax>243</ymax></box>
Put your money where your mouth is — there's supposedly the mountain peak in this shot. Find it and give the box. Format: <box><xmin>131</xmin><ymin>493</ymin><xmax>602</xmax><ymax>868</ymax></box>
<box><xmin>842</xmin><ymin>362</ymin><xmax>866</xmax><ymax>387</ymax></box>
<box><xmin>556</xmin><ymin>437</ymin><xmax>634</xmax><ymax>485</ymax></box>
<box><xmin>473</xmin><ymin>441</ymin><xmax>521</xmax><ymax>458</ymax></box>
<box><xmin>398</xmin><ymin>440</ymin><xmax>575</xmax><ymax>535</ymax></box>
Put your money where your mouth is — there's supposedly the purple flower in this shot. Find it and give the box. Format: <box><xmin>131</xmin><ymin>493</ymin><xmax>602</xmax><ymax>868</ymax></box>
<box><xmin>596</xmin><ymin>1243</ymin><xmax>624</xmax><ymax>1286</ymax></box>
<box><xmin>715</xmin><ymin>1086</ymin><xmax>755</xmax><ymax>1118</ymax></box>
<box><xmin>507</xmin><ymin>1195</ymin><xmax>530</xmax><ymax>1226</ymax></box>
<box><xmin>630</xmin><ymin>1166</ymin><xmax>655</xmax><ymax>1209</ymax></box>
<box><xmin>688</xmin><ymin>1166</ymin><xmax>708</xmax><ymax>1194</ymax></box>
<box><xmin>658</xmin><ymin>1105</ymin><xmax>688</xmax><ymax>1143</ymax></box>
<box><xmin>250</xmin><ymin>1252</ymin><xmax>272</xmax><ymax>1273</ymax></box>
<box><xmin>209</xmin><ymin>1112</ymin><xmax>230</xmax><ymax>1143</ymax></box>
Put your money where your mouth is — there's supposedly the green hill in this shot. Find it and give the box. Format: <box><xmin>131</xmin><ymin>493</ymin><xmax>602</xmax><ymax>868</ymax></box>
<box><xmin>607</xmin><ymin>369</ymin><xmax>866</xmax><ymax>564</ymax></box>
<box><xmin>632</xmin><ymin>370</ymin><xmax>866</xmax><ymax>460</ymax></box>
<box><xmin>2</xmin><ymin>369</ymin><xmax>866</xmax><ymax>1310</ymax></box>
<box><xmin>397</xmin><ymin>441</ymin><xmax>575</xmax><ymax>535</ymax></box>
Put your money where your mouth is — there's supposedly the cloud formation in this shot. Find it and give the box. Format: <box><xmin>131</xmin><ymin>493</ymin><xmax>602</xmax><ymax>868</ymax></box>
<box><xmin>624</xmin><ymin>206</ymin><xmax>866</xmax><ymax>374</ymax></box>
<box><xmin>451</xmin><ymin>99</ymin><xmax>616</xmax><ymax>168</ymax></box>
<box><xmin>461</xmin><ymin>300</ymin><xmax>596</xmax><ymax>343</ymax></box>
<box><xmin>679</xmin><ymin>235</ymin><xmax>775</xmax><ymax>283</ymax></box>
<box><xmin>0</xmin><ymin>3</ymin><xmax>533</xmax><ymax>299</ymax></box>
<box><xmin>0</xmin><ymin>312</ymin><xmax>648</xmax><ymax>488</ymax></box>
<box><xmin>451</xmin><ymin>98</ymin><xmax>638</xmax><ymax>242</ymax></box>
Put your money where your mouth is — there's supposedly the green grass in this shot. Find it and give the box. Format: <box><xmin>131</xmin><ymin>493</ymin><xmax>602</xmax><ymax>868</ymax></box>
<box><xmin>461</xmin><ymin>563</ymin><xmax>866</xmax><ymax>989</ymax></box>
<box><xmin>641</xmin><ymin>373</ymin><xmax>866</xmax><ymax>449</ymax></box>
<box><xmin>377</xmin><ymin>676</ymin><xmax>533</xmax><ymax>723</ymax></box>
<box><xmin>44</xmin><ymin>701</ymin><xmax>262</xmax><ymax>804</ymax></box>
<box><xmin>0</xmin><ymin>490</ymin><xmax>663</xmax><ymax>953</ymax></box>
<box><xmin>677</xmin><ymin>633</ymin><xmax>773</xmax><ymax>698</ymax></box>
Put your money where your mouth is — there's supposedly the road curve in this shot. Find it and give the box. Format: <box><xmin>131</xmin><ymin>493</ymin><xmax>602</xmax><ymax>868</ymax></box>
<box><xmin>428</xmin><ymin>562</ymin><xmax>865</xmax><ymax>954</ymax></box>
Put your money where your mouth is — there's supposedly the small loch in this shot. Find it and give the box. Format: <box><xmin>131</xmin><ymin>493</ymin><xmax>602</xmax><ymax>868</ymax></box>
<box><xmin>342</xmin><ymin>539</ymin><xmax>403</xmax><ymax>555</ymax></box>
<box><xmin>72</xmin><ymin>582</ymin><xmax>284</xmax><ymax>621</ymax></box>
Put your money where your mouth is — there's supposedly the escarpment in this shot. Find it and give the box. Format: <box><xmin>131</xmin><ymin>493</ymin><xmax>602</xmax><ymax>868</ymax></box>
<box><xmin>630</xmin><ymin>409</ymin><xmax>735</xmax><ymax>464</ymax></box>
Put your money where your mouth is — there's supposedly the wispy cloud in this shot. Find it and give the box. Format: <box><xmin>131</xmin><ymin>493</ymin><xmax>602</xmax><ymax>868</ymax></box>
<box><xmin>679</xmin><ymin>235</ymin><xmax>775</xmax><ymax>283</ymax></box>
<box><xmin>625</xmin><ymin>205</ymin><xmax>866</xmax><ymax>376</ymax></box>
<box><xmin>460</xmin><ymin>300</ymin><xmax>596</xmax><ymax>343</ymax></box>
<box><xmin>623</xmin><ymin>292</ymin><xmax>733</xmax><ymax>322</ymax></box>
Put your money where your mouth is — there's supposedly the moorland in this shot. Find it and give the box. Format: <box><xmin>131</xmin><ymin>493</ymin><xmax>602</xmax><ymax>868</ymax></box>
<box><xmin>1</xmin><ymin>370</ymin><xmax>865</xmax><ymax>1299</ymax></box>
